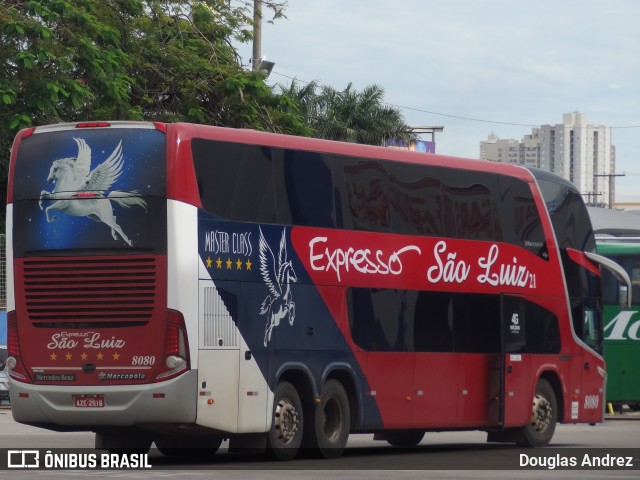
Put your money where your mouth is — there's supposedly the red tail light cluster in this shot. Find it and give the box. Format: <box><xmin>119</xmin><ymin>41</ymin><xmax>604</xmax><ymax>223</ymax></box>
<box><xmin>153</xmin><ymin>309</ymin><xmax>190</xmax><ymax>382</ymax></box>
<box><xmin>75</xmin><ymin>122</ymin><xmax>111</xmax><ymax>128</ymax></box>
<box><xmin>6</xmin><ymin>311</ymin><xmax>29</xmax><ymax>382</ymax></box>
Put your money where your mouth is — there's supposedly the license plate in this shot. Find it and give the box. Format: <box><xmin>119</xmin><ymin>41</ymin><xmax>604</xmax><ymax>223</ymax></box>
<box><xmin>74</xmin><ymin>395</ymin><xmax>105</xmax><ymax>408</ymax></box>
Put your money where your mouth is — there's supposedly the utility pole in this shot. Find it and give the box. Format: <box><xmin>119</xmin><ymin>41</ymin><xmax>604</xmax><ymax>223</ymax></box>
<box><xmin>594</xmin><ymin>172</ymin><xmax>625</xmax><ymax>209</ymax></box>
<box><xmin>581</xmin><ymin>192</ymin><xmax>602</xmax><ymax>206</ymax></box>
<box><xmin>252</xmin><ymin>0</ymin><xmax>262</xmax><ymax>71</ymax></box>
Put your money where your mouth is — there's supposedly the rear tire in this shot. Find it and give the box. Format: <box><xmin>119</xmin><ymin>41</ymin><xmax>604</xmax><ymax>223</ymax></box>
<box><xmin>303</xmin><ymin>379</ymin><xmax>350</xmax><ymax>458</ymax></box>
<box><xmin>266</xmin><ymin>381</ymin><xmax>303</xmax><ymax>461</ymax></box>
<box><xmin>518</xmin><ymin>378</ymin><xmax>557</xmax><ymax>447</ymax></box>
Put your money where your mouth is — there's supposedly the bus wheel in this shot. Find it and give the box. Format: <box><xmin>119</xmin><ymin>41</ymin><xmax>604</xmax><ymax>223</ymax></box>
<box><xmin>385</xmin><ymin>430</ymin><xmax>425</xmax><ymax>447</ymax></box>
<box><xmin>267</xmin><ymin>381</ymin><xmax>303</xmax><ymax>461</ymax></box>
<box><xmin>518</xmin><ymin>378</ymin><xmax>557</xmax><ymax>447</ymax></box>
<box><xmin>305</xmin><ymin>379</ymin><xmax>350</xmax><ymax>458</ymax></box>
<box><xmin>155</xmin><ymin>435</ymin><xmax>222</xmax><ymax>458</ymax></box>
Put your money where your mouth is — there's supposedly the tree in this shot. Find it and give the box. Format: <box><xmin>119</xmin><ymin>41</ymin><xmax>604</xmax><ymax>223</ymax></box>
<box><xmin>0</xmin><ymin>0</ymin><xmax>308</xmax><ymax>228</ymax></box>
<box><xmin>281</xmin><ymin>80</ymin><xmax>414</xmax><ymax>146</ymax></box>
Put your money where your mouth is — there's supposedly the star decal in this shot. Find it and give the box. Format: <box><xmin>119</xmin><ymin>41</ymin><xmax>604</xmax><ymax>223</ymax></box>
<box><xmin>112</xmin><ymin>352</ymin><xmax>120</xmax><ymax>360</ymax></box>
<box><xmin>206</xmin><ymin>256</ymin><xmax>213</xmax><ymax>269</ymax></box>
<box><xmin>216</xmin><ymin>257</ymin><xmax>223</xmax><ymax>269</ymax></box>
<box><xmin>236</xmin><ymin>258</ymin><xmax>243</xmax><ymax>270</ymax></box>
<box><xmin>97</xmin><ymin>352</ymin><xmax>104</xmax><ymax>360</ymax></box>
<box><xmin>81</xmin><ymin>352</ymin><xmax>88</xmax><ymax>361</ymax></box>
<box><xmin>226</xmin><ymin>258</ymin><xmax>232</xmax><ymax>269</ymax></box>
<box><xmin>246</xmin><ymin>259</ymin><xmax>252</xmax><ymax>271</ymax></box>
<box><xmin>65</xmin><ymin>352</ymin><xmax>72</xmax><ymax>361</ymax></box>
<box><xmin>50</xmin><ymin>352</ymin><xmax>57</xmax><ymax>361</ymax></box>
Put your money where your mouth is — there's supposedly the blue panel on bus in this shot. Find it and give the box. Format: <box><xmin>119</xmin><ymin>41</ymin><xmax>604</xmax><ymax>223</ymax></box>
<box><xmin>198</xmin><ymin>211</ymin><xmax>382</xmax><ymax>429</ymax></box>
<box><xmin>198</xmin><ymin>213</ymin><xmax>332</xmax><ymax>350</ymax></box>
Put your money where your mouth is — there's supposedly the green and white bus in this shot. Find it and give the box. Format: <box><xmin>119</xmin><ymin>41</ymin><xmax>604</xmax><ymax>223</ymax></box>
<box><xmin>597</xmin><ymin>240</ymin><xmax>640</xmax><ymax>411</ymax></box>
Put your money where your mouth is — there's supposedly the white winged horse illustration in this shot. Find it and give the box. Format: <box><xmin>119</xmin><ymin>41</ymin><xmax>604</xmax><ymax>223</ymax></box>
<box><xmin>38</xmin><ymin>138</ymin><xmax>147</xmax><ymax>246</ymax></box>
<box><xmin>259</xmin><ymin>227</ymin><xmax>298</xmax><ymax>347</ymax></box>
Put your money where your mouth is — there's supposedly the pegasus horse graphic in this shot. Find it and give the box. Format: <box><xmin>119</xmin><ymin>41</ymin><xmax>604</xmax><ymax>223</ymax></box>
<box><xmin>38</xmin><ymin>138</ymin><xmax>147</xmax><ymax>246</ymax></box>
<box><xmin>259</xmin><ymin>228</ymin><xmax>298</xmax><ymax>347</ymax></box>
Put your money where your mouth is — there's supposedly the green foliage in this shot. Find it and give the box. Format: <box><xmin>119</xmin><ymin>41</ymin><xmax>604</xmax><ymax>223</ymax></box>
<box><xmin>0</xmin><ymin>0</ymin><xmax>305</xmax><ymax>223</ymax></box>
<box><xmin>281</xmin><ymin>81</ymin><xmax>415</xmax><ymax>146</ymax></box>
<box><xmin>0</xmin><ymin>0</ymin><xmax>414</xmax><ymax>234</ymax></box>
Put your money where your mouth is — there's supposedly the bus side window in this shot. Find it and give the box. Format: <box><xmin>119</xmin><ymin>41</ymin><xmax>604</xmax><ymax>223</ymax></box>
<box><xmin>498</xmin><ymin>176</ymin><xmax>546</xmax><ymax>258</ymax></box>
<box><xmin>600</xmin><ymin>268</ymin><xmax>618</xmax><ymax>305</ymax></box>
<box><xmin>629</xmin><ymin>263</ymin><xmax>640</xmax><ymax>305</ymax></box>
<box><xmin>274</xmin><ymin>150</ymin><xmax>337</xmax><ymax>228</ymax></box>
<box><xmin>452</xmin><ymin>294</ymin><xmax>501</xmax><ymax>353</ymax></box>
<box><xmin>386</xmin><ymin>163</ymin><xmax>445</xmax><ymax>237</ymax></box>
<box><xmin>348</xmin><ymin>288</ymin><xmax>402</xmax><ymax>352</ymax></box>
<box><xmin>413</xmin><ymin>292</ymin><xmax>454</xmax><ymax>352</ymax></box>
<box><xmin>338</xmin><ymin>160</ymin><xmax>391</xmax><ymax>233</ymax></box>
<box><xmin>526</xmin><ymin>301</ymin><xmax>561</xmax><ymax>354</ymax></box>
<box><xmin>440</xmin><ymin>170</ymin><xmax>502</xmax><ymax>242</ymax></box>
<box><xmin>192</xmin><ymin>140</ymin><xmax>276</xmax><ymax>223</ymax></box>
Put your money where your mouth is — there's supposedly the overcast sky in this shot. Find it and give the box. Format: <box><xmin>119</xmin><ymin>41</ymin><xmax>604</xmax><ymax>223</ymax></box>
<box><xmin>236</xmin><ymin>0</ymin><xmax>640</xmax><ymax>201</ymax></box>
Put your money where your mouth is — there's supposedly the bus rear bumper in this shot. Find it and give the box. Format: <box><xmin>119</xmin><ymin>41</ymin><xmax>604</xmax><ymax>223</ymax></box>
<box><xmin>9</xmin><ymin>371</ymin><xmax>197</xmax><ymax>428</ymax></box>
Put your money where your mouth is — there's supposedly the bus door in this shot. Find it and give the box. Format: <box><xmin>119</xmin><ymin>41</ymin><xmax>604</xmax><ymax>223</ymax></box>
<box><xmin>500</xmin><ymin>295</ymin><xmax>534</xmax><ymax>427</ymax></box>
<box><xmin>578</xmin><ymin>301</ymin><xmax>605</xmax><ymax>423</ymax></box>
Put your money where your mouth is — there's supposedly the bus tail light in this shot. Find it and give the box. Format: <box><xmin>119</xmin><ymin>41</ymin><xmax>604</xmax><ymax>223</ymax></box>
<box><xmin>6</xmin><ymin>311</ymin><xmax>29</xmax><ymax>382</ymax></box>
<box><xmin>21</xmin><ymin>128</ymin><xmax>36</xmax><ymax>139</ymax></box>
<box><xmin>75</xmin><ymin>122</ymin><xmax>111</xmax><ymax>128</ymax></box>
<box><xmin>153</xmin><ymin>122</ymin><xmax>167</xmax><ymax>133</ymax></box>
<box><xmin>153</xmin><ymin>309</ymin><xmax>190</xmax><ymax>382</ymax></box>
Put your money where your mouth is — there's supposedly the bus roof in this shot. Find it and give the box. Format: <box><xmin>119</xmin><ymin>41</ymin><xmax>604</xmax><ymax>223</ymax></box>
<box><xmin>171</xmin><ymin>122</ymin><xmax>538</xmax><ymax>183</ymax></box>
<box><xmin>14</xmin><ymin>121</ymin><xmax>547</xmax><ymax>185</ymax></box>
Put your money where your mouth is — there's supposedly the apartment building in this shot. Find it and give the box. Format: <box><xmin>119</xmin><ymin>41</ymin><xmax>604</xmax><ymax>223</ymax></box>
<box><xmin>480</xmin><ymin>112</ymin><xmax>615</xmax><ymax>206</ymax></box>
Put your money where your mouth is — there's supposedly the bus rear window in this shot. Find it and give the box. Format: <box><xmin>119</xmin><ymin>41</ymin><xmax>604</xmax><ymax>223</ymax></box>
<box><xmin>11</xmin><ymin>127</ymin><xmax>167</xmax><ymax>255</ymax></box>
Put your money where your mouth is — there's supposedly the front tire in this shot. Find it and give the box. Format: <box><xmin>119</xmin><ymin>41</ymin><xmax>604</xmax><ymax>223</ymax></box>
<box><xmin>267</xmin><ymin>381</ymin><xmax>303</xmax><ymax>461</ymax></box>
<box><xmin>518</xmin><ymin>378</ymin><xmax>557</xmax><ymax>447</ymax></box>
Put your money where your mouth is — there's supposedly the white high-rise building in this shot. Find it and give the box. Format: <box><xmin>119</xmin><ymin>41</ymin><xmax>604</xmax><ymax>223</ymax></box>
<box><xmin>480</xmin><ymin>112</ymin><xmax>616</xmax><ymax>207</ymax></box>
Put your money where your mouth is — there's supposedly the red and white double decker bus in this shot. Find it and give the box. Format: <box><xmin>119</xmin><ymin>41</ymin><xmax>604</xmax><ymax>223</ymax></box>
<box><xmin>5</xmin><ymin>121</ymin><xmax>628</xmax><ymax>459</ymax></box>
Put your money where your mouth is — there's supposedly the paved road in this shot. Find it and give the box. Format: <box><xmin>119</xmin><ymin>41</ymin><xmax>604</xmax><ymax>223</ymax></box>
<box><xmin>1</xmin><ymin>405</ymin><xmax>639</xmax><ymax>479</ymax></box>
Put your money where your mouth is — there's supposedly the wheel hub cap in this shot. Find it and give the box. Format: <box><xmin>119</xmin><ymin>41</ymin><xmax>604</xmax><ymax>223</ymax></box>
<box><xmin>530</xmin><ymin>394</ymin><xmax>552</xmax><ymax>433</ymax></box>
<box><xmin>274</xmin><ymin>398</ymin><xmax>299</xmax><ymax>444</ymax></box>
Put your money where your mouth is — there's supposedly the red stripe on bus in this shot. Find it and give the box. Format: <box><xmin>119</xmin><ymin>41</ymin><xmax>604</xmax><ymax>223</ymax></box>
<box><xmin>566</xmin><ymin>248</ymin><xmax>600</xmax><ymax>276</ymax></box>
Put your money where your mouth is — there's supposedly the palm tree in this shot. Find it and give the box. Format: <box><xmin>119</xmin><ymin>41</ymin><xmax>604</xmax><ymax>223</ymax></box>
<box><xmin>280</xmin><ymin>81</ymin><xmax>414</xmax><ymax>146</ymax></box>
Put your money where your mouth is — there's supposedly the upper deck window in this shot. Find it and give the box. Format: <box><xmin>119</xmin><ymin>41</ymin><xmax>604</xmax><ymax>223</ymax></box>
<box><xmin>192</xmin><ymin>138</ymin><xmax>544</xmax><ymax>254</ymax></box>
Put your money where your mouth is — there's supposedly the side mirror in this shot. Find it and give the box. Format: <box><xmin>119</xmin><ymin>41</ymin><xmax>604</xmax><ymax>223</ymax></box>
<box><xmin>584</xmin><ymin>252</ymin><xmax>632</xmax><ymax>309</ymax></box>
<box><xmin>619</xmin><ymin>285</ymin><xmax>630</xmax><ymax>310</ymax></box>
